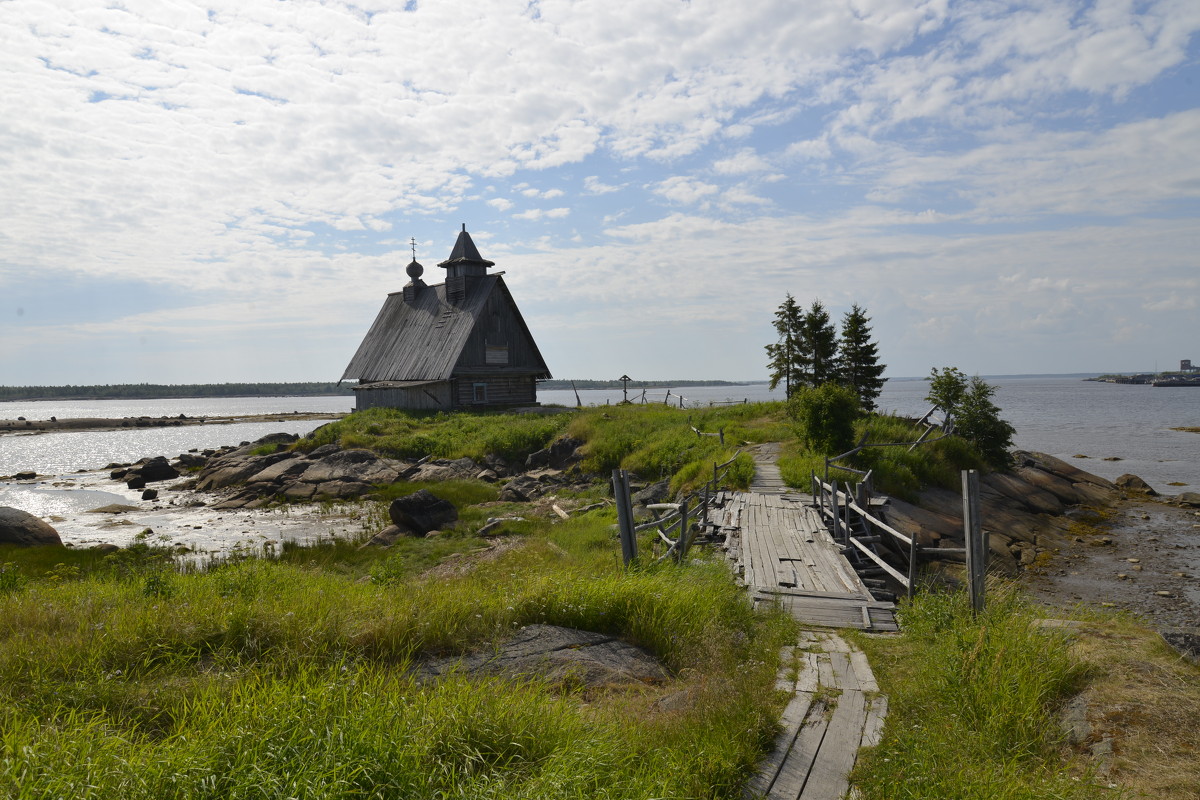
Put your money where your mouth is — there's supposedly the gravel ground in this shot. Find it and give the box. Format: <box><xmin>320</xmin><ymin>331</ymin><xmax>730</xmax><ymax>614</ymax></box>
<box><xmin>1024</xmin><ymin>498</ymin><xmax>1200</xmax><ymax>654</ymax></box>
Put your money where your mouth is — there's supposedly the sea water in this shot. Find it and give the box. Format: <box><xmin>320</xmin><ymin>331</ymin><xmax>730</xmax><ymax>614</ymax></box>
<box><xmin>1</xmin><ymin>376</ymin><xmax>1196</xmax><ymax>491</ymax></box>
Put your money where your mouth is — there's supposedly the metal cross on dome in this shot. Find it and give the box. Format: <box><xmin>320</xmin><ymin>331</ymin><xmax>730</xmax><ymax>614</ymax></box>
<box><xmin>410</xmin><ymin>237</ymin><xmax>417</xmax><ymax>261</ymax></box>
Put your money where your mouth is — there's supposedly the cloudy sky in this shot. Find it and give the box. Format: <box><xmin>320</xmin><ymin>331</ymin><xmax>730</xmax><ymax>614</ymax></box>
<box><xmin>2</xmin><ymin>0</ymin><xmax>1197</xmax><ymax>385</ymax></box>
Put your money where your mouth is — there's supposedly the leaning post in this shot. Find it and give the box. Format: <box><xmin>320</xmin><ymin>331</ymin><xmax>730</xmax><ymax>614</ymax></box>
<box><xmin>962</xmin><ymin>469</ymin><xmax>985</xmax><ymax>613</ymax></box>
<box><xmin>612</xmin><ymin>469</ymin><xmax>637</xmax><ymax>566</ymax></box>
<box><xmin>677</xmin><ymin>499</ymin><xmax>691</xmax><ymax>563</ymax></box>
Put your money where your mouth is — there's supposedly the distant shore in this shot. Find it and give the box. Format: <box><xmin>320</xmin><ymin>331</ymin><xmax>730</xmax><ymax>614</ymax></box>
<box><xmin>0</xmin><ymin>411</ymin><xmax>346</xmax><ymax>435</ymax></box>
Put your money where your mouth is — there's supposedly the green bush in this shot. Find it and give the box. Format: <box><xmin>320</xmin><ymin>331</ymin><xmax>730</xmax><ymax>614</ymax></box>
<box><xmin>786</xmin><ymin>382</ymin><xmax>861</xmax><ymax>455</ymax></box>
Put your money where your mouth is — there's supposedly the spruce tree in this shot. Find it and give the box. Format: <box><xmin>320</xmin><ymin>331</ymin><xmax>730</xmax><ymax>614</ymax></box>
<box><xmin>838</xmin><ymin>303</ymin><xmax>887</xmax><ymax>412</ymax></box>
<box><xmin>798</xmin><ymin>300</ymin><xmax>838</xmax><ymax>387</ymax></box>
<box><xmin>765</xmin><ymin>294</ymin><xmax>804</xmax><ymax>397</ymax></box>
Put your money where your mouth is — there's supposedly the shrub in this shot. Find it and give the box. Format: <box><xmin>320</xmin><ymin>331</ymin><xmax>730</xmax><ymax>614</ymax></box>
<box><xmin>786</xmin><ymin>382</ymin><xmax>861</xmax><ymax>455</ymax></box>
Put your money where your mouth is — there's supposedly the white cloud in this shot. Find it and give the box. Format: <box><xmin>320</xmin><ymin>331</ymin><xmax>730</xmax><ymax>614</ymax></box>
<box><xmin>487</xmin><ymin>197</ymin><xmax>515</xmax><ymax>211</ymax></box>
<box><xmin>712</xmin><ymin>148</ymin><xmax>773</xmax><ymax>175</ymax></box>
<box><xmin>651</xmin><ymin>176</ymin><xmax>720</xmax><ymax>205</ymax></box>
<box><xmin>512</xmin><ymin>207</ymin><xmax>571</xmax><ymax>220</ymax></box>
<box><xmin>584</xmin><ymin>175</ymin><xmax>621</xmax><ymax>194</ymax></box>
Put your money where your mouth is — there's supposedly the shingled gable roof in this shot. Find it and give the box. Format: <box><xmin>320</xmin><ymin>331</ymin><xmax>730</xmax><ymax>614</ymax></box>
<box><xmin>340</xmin><ymin>231</ymin><xmax>550</xmax><ymax>384</ymax></box>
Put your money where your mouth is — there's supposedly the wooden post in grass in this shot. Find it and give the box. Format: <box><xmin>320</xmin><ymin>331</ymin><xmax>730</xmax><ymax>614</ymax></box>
<box><xmin>677</xmin><ymin>499</ymin><xmax>691</xmax><ymax>562</ymax></box>
<box><xmin>962</xmin><ymin>469</ymin><xmax>985</xmax><ymax>613</ymax></box>
<box><xmin>613</xmin><ymin>469</ymin><xmax>637</xmax><ymax>566</ymax></box>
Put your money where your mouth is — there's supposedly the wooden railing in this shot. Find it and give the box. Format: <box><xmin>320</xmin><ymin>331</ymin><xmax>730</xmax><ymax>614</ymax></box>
<box><xmin>812</xmin><ymin>474</ymin><xmax>919</xmax><ymax>599</ymax></box>
<box><xmin>612</xmin><ymin>450</ymin><xmax>742</xmax><ymax>566</ymax></box>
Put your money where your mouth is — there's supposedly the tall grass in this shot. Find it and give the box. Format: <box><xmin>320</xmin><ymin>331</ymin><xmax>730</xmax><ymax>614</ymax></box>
<box><xmin>566</xmin><ymin>403</ymin><xmax>783</xmax><ymax>493</ymax></box>
<box><xmin>851</xmin><ymin>584</ymin><xmax>1103</xmax><ymax>799</ymax></box>
<box><xmin>0</xmin><ymin>511</ymin><xmax>794</xmax><ymax>799</ymax></box>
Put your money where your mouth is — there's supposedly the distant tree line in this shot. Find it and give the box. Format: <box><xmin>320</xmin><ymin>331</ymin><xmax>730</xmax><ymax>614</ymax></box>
<box><xmin>0</xmin><ymin>383</ymin><xmax>355</xmax><ymax>401</ymax></box>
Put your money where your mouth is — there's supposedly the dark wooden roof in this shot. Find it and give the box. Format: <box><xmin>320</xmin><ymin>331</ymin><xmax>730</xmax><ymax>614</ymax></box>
<box><xmin>341</xmin><ymin>274</ymin><xmax>551</xmax><ymax>383</ymax></box>
<box><xmin>439</xmin><ymin>226</ymin><xmax>495</xmax><ymax>269</ymax></box>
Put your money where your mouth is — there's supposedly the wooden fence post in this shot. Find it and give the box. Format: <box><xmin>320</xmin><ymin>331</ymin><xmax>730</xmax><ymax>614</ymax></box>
<box><xmin>613</xmin><ymin>469</ymin><xmax>637</xmax><ymax>566</ymax></box>
<box><xmin>962</xmin><ymin>469</ymin><xmax>985</xmax><ymax>613</ymax></box>
<box><xmin>677</xmin><ymin>499</ymin><xmax>691</xmax><ymax>562</ymax></box>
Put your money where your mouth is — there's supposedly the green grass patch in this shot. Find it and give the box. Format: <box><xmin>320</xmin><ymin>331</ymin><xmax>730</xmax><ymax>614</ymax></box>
<box><xmin>850</xmin><ymin>584</ymin><xmax>1106</xmax><ymax>799</ymax></box>
<box><xmin>566</xmin><ymin>403</ymin><xmax>783</xmax><ymax>493</ymax></box>
<box><xmin>300</xmin><ymin>407</ymin><xmax>572</xmax><ymax>464</ymax></box>
<box><xmin>0</xmin><ymin>509</ymin><xmax>795</xmax><ymax>799</ymax></box>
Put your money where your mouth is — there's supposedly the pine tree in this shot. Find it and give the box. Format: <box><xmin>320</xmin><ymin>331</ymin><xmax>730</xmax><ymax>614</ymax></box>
<box><xmin>765</xmin><ymin>294</ymin><xmax>804</xmax><ymax>397</ymax></box>
<box><xmin>798</xmin><ymin>300</ymin><xmax>838</xmax><ymax>387</ymax></box>
<box><xmin>838</xmin><ymin>303</ymin><xmax>887</xmax><ymax>412</ymax></box>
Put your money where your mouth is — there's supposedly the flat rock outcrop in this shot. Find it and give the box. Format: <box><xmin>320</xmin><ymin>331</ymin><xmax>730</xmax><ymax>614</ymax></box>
<box><xmin>880</xmin><ymin>450</ymin><xmax>1121</xmax><ymax>576</ymax></box>
<box><xmin>0</xmin><ymin>507</ymin><xmax>63</xmax><ymax>547</ymax></box>
<box><xmin>422</xmin><ymin>624</ymin><xmax>669</xmax><ymax>688</ymax></box>
<box><xmin>179</xmin><ymin>438</ymin><xmax>413</xmax><ymax>509</ymax></box>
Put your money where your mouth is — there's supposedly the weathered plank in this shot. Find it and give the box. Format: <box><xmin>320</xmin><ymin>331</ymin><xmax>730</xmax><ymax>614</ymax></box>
<box><xmin>767</xmin><ymin>699</ymin><xmax>832</xmax><ymax>800</ymax></box>
<box><xmin>743</xmin><ymin>690</ymin><xmax>817</xmax><ymax>799</ymax></box>
<box><xmin>799</xmin><ymin>689</ymin><xmax>869</xmax><ymax>800</ymax></box>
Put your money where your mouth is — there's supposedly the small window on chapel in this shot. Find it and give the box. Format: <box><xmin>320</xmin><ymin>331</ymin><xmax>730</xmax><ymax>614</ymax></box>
<box><xmin>473</xmin><ymin>383</ymin><xmax>487</xmax><ymax>403</ymax></box>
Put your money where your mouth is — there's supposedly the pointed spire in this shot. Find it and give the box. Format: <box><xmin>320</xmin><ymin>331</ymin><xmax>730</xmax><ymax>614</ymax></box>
<box><xmin>438</xmin><ymin>223</ymin><xmax>495</xmax><ymax>269</ymax></box>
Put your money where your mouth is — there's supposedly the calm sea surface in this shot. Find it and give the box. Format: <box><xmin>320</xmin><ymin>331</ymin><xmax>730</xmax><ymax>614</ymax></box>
<box><xmin>1</xmin><ymin>377</ymin><xmax>1196</xmax><ymax>491</ymax></box>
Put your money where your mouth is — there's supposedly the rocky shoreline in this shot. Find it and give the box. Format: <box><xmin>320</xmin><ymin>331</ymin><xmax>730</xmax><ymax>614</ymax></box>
<box><xmin>0</xmin><ymin>411</ymin><xmax>345</xmax><ymax>435</ymax></box>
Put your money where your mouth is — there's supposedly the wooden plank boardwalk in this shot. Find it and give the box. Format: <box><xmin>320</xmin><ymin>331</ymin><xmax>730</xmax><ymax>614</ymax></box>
<box><xmin>744</xmin><ymin>631</ymin><xmax>888</xmax><ymax>800</ymax></box>
<box><xmin>716</xmin><ymin>489</ymin><xmax>898</xmax><ymax>633</ymax></box>
<box><xmin>718</xmin><ymin>445</ymin><xmax>894</xmax><ymax>800</ymax></box>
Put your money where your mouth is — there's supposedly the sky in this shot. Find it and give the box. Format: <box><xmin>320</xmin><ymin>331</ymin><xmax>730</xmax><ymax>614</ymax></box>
<box><xmin>2</xmin><ymin>0</ymin><xmax>1198</xmax><ymax>385</ymax></box>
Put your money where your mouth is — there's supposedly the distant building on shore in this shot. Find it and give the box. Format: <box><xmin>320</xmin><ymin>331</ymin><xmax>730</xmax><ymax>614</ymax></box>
<box><xmin>341</xmin><ymin>226</ymin><xmax>551</xmax><ymax>411</ymax></box>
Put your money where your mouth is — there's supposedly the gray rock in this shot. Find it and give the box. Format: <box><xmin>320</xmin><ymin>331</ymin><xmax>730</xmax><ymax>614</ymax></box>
<box><xmin>361</xmin><ymin>524</ymin><xmax>411</xmax><ymax>547</ymax></box>
<box><xmin>408</xmin><ymin>457</ymin><xmax>482</xmax><ymax>482</ymax></box>
<box><xmin>0</xmin><ymin>507</ymin><xmax>63</xmax><ymax>546</ymax></box>
<box><xmin>1176</xmin><ymin>492</ymin><xmax>1200</xmax><ymax>508</ymax></box>
<box><xmin>172</xmin><ymin>452</ymin><xmax>208</xmax><ymax>469</ymax></box>
<box><xmin>298</xmin><ymin>449</ymin><xmax>405</xmax><ymax>485</ymax></box>
<box><xmin>424</xmin><ymin>624</ymin><xmax>669</xmax><ymax>688</ymax></box>
<box><xmin>980</xmin><ymin>471</ymin><xmax>1064</xmax><ymax>515</ymax></box>
<box><xmin>141</xmin><ymin>489</ymin><xmax>158</xmax><ymax>500</ymax></box>
<box><xmin>633</xmin><ymin>479</ymin><xmax>671</xmax><ymax>506</ymax></box>
<box><xmin>1115</xmin><ymin>473</ymin><xmax>1157</xmax><ymax>496</ymax></box>
<box><xmin>525</xmin><ymin>437</ymin><xmax>584</xmax><ymax>470</ymax></box>
<box><xmin>311</xmin><ymin>480</ymin><xmax>373</xmax><ymax>500</ymax></box>
<box><xmin>196</xmin><ymin>451</ymin><xmax>296</xmax><ymax>490</ymax></box>
<box><xmin>389</xmin><ymin>489</ymin><xmax>457</xmax><ymax>536</ymax></box>
<box><xmin>498</xmin><ymin>473</ymin><xmax>559</xmax><ymax>502</ymax></box>
<box><xmin>131</xmin><ymin>457</ymin><xmax>179</xmax><ymax>482</ymax></box>
<box><xmin>245</xmin><ymin>454</ymin><xmax>309</xmax><ymax>485</ymax></box>
<box><xmin>255</xmin><ymin>432</ymin><xmax>299</xmax><ymax>447</ymax></box>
